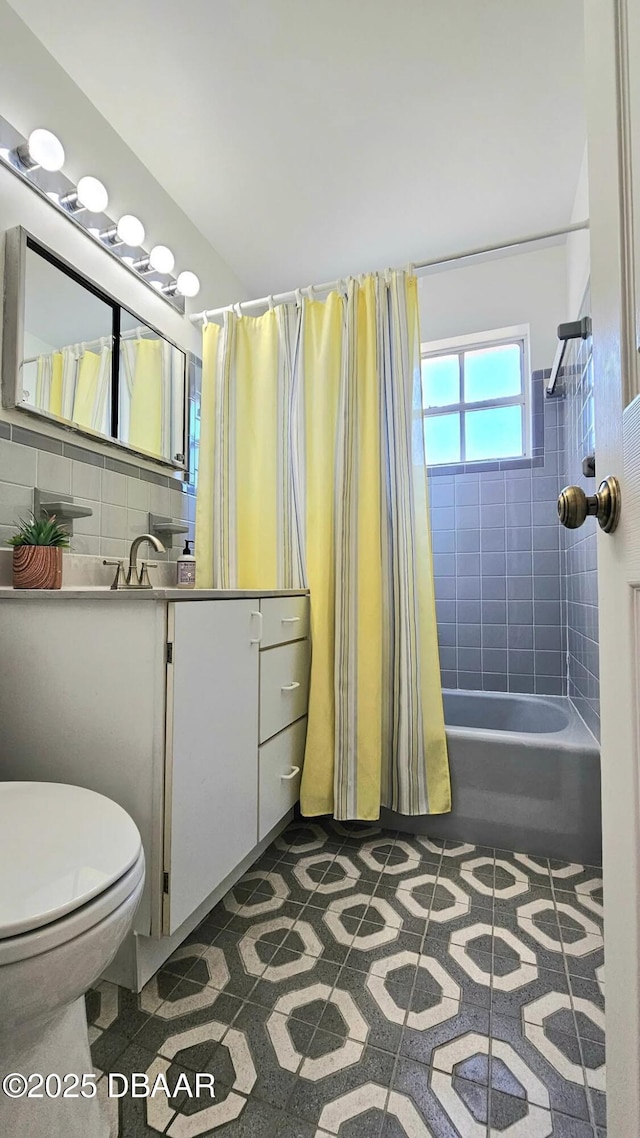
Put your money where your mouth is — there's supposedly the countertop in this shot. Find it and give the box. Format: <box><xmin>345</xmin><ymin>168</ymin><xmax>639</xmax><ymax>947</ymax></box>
<box><xmin>0</xmin><ymin>588</ymin><xmax>309</xmax><ymax>601</ymax></box>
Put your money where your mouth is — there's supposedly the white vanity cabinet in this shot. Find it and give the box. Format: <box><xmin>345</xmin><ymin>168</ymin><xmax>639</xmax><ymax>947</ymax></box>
<box><xmin>0</xmin><ymin>589</ymin><xmax>309</xmax><ymax>989</ymax></box>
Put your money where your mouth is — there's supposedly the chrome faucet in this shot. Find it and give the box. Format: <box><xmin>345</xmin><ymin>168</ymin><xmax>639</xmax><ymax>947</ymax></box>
<box><xmin>104</xmin><ymin>533</ymin><xmax>166</xmax><ymax>589</ymax></box>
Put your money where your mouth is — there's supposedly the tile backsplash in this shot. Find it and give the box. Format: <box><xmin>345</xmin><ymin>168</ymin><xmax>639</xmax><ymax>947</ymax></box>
<box><xmin>0</xmin><ymin>421</ymin><xmax>194</xmax><ymax>563</ymax></box>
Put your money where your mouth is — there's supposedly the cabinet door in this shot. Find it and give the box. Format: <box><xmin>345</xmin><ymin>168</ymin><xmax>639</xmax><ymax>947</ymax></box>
<box><xmin>164</xmin><ymin>600</ymin><xmax>259</xmax><ymax>935</ymax></box>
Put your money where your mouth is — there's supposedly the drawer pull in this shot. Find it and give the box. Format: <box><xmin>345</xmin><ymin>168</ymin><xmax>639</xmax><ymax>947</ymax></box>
<box><xmin>282</xmin><ymin>616</ymin><xmax>301</xmax><ymax>624</ymax></box>
<box><xmin>281</xmin><ymin>766</ymin><xmax>301</xmax><ymax>781</ymax></box>
<box><xmin>250</xmin><ymin>611</ymin><xmax>263</xmax><ymax>644</ymax></box>
<box><xmin>281</xmin><ymin>681</ymin><xmax>301</xmax><ymax>691</ymax></box>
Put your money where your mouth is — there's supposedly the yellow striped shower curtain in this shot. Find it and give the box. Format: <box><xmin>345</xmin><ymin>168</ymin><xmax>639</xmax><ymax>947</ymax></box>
<box><xmin>196</xmin><ymin>272</ymin><xmax>450</xmax><ymax>820</ymax></box>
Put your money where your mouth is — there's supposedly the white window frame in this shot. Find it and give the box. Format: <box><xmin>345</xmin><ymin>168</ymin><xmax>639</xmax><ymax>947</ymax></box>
<box><xmin>420</xmin><ymin>324</ymin><xmax>532</xmax><ymax>466</ymax></box>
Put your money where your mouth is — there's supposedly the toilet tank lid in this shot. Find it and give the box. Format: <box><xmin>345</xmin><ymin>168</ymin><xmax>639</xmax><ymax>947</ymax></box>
<box><xmin>0</xmin><ymin>782</ymin><xmax>142</xmax><ymax>938</ymax></box>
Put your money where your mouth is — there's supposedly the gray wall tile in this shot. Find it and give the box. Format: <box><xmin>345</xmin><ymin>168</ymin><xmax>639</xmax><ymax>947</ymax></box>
<box><xmin>481</xmin><ymin>530</ymin><xmax>506</xmax><ymax>552</ymax></box>
<box><xmin>457</xmin><ymin>578</ymin><xmax>480</xmax><ymax>600</ymax></box>
<box><xmin>73</xmin><ymin>500</ymin><xmax>101</xmax><ymax>538</ymax></box>
<box><xmin>433</xmin><ymin>553</ymin><xmax>456</xmax><ymax>577</ymax></box>
<box><xmin>455</xmin><ymin>481</ymin><xmax>479</xmax><ymax>505</ymax></box>
<box><xmin>429</xmin><ymin>375</ymin><xmax>570</xmax><ymax>695</ymax></box>
<box><xmin>458</xmin><ymin>624</ymin><xmax>481</xmax><ymax>647</ymax></box>
<box><xmin>12</xmin><ymin>426</ymin><xmax>63</xmax><ymax>453</ymax></box>
<box><xmin>508</xmin><ymin>625</ymin><xmax>533</xmax><ymax>650</ymax></box>
<box><xmin>457</xmin><ymin>554</ymin><xmax>480</xmax><ymax>576</ymax></box>
<box><xmin>432</xmin><ymin>531</ymin><xmax>455</xmax><ymax>553</ymax></box>
<box><xmin>484</xmin><ymin>673</ymin><xmax>507</xmax><ymax>691</ymax></box>
<box><xmin>438</xmin><ymin>625</ymin><xmax>456</xmax><ymax>647</ymax></box>
<box><xmin>0</xmin><ymin>482</ymin><xmax>33</xmax><ymax>526</ymax></box>
<box><xmin>101</xmin><ymin>504</ymin><xmax>127</xmax><ymax>539</ymax></box>
<box><xmin>38</xmin><ymin>451</ymin><xmax>72</xmax><ymax>494</ymax></box>
<box><xmin>457</xmin><ymin>529</ymin><xmax>480</xmax><ymax>553</ymax></box>
<box><xmin>0</xmin><ymin>439</ymin><xmax>37</xmax><ymax>487</ymax></box>
<box><xmin>150</xmin><ymin>484</ymin><xmax>171</xmax><ymax>516</ymax></box>
<box><xmin>480</xmin><ymin>480</ymin><xmax>506</xmax><ymax>504</ymax></box>
<box><xmin>100</xmin><ymin>537</ymin><xmax>126</xmax><ymax>558</ymax></box>
<box><xmin>482</xmin><ymin>625</ymin><xmax>507</xmax><ymax>649</ymax></box>
<box><xmin>72</xmin><ymin>460</ymin><xmax>102</xmax><ymax>501</ymax></box>
<box><xmin>72</xmin><ymin>535</ymin><xmax>101</xmax><ymax>555</ymax></box>
<box><xmin>102</xmin><ymin>469</ymin><xmax>127</xmax><ymax>507</ymax></box>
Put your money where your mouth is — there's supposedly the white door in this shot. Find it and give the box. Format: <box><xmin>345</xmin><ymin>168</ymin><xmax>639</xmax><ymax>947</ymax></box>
<box><xmin>163</xmin><ymin>599</ymin><xmax>259</xmax><ymax>934</ymax></box>
<box><xmin>584</xmin><ymin>1</ymin><xmax>640</xmax><ymax>1130</ymax></box>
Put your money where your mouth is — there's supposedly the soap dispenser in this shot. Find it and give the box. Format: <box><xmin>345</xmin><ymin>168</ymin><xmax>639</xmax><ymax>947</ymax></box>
<box><xmin>176</xmin><ymin>540</ymin><xmax>196</xmax><ymax>589</ymax></box>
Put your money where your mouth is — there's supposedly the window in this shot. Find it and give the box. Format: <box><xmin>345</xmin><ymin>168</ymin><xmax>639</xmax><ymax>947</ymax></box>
<box><xmin>420</xmin><ymin>326</ymin><xmax>530</xmax><ymax>466</ymax></box>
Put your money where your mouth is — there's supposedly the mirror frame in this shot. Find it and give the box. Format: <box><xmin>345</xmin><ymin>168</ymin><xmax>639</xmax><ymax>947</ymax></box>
<box><xmin>1</xmin><ymin>225</ymin><xmax>190</xmax><ymax>471</ymax></box>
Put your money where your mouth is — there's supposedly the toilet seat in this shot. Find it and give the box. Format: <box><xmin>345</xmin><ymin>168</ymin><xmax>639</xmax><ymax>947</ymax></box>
<box><xmin>0</xmin><ymin>782</ymin><xmax>143</xmax><ymax>939</ymax></box>
<box><xmin>0</xmin><ymin>846</ymin><xmax>145</xmax><ymax>966</ymax></box>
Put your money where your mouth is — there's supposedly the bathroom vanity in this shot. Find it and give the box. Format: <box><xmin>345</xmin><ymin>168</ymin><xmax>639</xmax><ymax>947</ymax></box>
<box><xmin>0</xmin><ymin>588</ymin><xmax>310</xmax><ymax>989</ymax></box>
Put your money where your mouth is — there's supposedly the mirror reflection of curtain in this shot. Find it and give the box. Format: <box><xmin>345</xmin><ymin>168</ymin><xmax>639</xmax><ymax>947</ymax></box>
<box><xmin>120</xmin><ymin>337</ymin><xmax>171</xmax><ymax>457</ymax></box>
<box><xmin>34</xmin><ymin>341</ymin><xmax>111</xmax><ymax>434</ymax></box>
<box><xmin>35</xmin><ymin>346</ymin><xmax>76</xmax><ymax>419</ymax></box>
<box><xmin>72</xmin><ymin>342</ymin><xmax>111</xmax><ymax>434</ymax></box>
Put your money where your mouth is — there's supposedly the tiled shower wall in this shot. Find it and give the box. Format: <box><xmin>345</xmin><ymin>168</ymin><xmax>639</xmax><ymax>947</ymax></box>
<box><xmin>559</xmin><ymin>292</ymin><xmax>600</xmax><ymax>738</ymax></box>
<box><xmin>0</xmin><ymin>421</ymin><xmax>195</xmax><ymax>564</ymax></box>
<box><xmin>430</xmin><ymin>369</ymin><xmax>566</xmax><ymax>695</ymax></box>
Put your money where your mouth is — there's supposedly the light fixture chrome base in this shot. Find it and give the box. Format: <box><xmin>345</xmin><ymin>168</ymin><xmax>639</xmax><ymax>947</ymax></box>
<box><xmin>0</xmin><ymin>114</ymin><xmax>185</xmax><ymax>314</ymax></box>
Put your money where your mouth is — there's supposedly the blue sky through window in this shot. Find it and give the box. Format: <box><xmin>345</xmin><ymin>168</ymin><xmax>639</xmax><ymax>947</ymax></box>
<box><xmin>421</xmin><ymin>334</ymin><xmax>526</xmax><ymax>465</ymax></box>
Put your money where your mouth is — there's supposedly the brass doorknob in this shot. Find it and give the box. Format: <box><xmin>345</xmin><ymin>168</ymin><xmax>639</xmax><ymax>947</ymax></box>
<box><xmin>557</xmin><ymin>475</ymin><xmax>621</xmax><ymax>533</ymax></box>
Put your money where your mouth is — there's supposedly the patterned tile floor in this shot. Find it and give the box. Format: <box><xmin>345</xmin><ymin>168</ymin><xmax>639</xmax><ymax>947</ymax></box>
<box><xmin>88</xmin><ymin>818</ymin><xmax>606</xmax><ymax>1137</ymax></box>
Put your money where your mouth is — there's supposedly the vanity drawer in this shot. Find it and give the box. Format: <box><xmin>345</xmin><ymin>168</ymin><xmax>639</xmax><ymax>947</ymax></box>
<box><xmin>260</xmin><ymin>638</ymin><xmax>310</xmax><ymax>743</ymax></box>
<box><xmin>258</xmin><ymin>718</ymin><xmax>307</xmax><ymax>841</ymax></box>
<box><xmin>260</xmin><ymin>596</ymin><xmax>309</xmax><ymax>648</ymax></box>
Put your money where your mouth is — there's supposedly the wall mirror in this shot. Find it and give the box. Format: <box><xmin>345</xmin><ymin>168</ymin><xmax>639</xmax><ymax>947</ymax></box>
<box><xmin>2</xmin><ymin>226</ymin><xmax>188</xmax><ymax>469</ymax></box>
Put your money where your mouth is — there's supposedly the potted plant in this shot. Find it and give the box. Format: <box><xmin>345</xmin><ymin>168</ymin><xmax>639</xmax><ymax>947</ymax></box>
<box><xmin>8</xmin><ymin>513</ymin><xmax>69</xmax><ymax>589</ymax></box>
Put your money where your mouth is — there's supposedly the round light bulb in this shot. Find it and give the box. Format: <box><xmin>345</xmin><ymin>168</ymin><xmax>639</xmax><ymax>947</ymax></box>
<box><xmin>148</xmin><ymin>244</ymin><xmax>175</xmax><ymax>273</ymax></box>
<box><xmin>76</xmin><ymin>175</ymin><xmax>109</xmax><ymax>213</ymax></box>
<box><xmin>116</xmin><ymin>214</ymin><xmax>145</xmax><ymax>246</ymax></box>
<box><xmin>176</xmin><ymin>270</ymin><xmax>200</xmax><ymax>298</ymax></box>
<box><xmin>27</xmin><ymin>128</ymin><xmax>65</xmax><ymax>172</ymax></box>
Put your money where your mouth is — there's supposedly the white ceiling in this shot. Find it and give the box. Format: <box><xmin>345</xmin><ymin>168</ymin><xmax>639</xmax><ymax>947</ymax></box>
<box><xmin>7</xmin><ymin>0</ymin><xmax>586</xmax><ymax>299</ymax></box>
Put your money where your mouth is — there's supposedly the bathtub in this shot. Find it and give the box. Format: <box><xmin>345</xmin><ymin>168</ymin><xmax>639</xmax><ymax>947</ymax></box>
<box><xmin>381</xmin><ymin>690</ymin><xmax>601</xmax><ymax>865</ymax></box>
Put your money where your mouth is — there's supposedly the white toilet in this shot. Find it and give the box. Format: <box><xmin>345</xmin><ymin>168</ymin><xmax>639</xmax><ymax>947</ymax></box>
<box><xmin>0</xmin><ymin>782</ymin><xmax>145</xmax><ymax>1138</ymax></box>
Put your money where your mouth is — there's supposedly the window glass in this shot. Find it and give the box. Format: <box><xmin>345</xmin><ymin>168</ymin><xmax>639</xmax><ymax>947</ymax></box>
<box><xmin>465</xmin><ymin>405</ymin><xmax>523</xmax><ymax>461</ymax></box>
<box><xmin>424</xmin><ymin>412</ymin><xmax>461</xmax><ymax>465</ymax></box>
<box><xmin>421</xmin><ymin>331</ymin><xmax>528</xmax><ymax>466</ymax></box>
<box><xmin>464</xmin><ymin>343</ymin><xmax>522</xmax><ymax>403</ymax></box>
<box><xmin>421</xmin><ymin>354</ymin><xmax>459</xmax><ymax>408</ymax></box>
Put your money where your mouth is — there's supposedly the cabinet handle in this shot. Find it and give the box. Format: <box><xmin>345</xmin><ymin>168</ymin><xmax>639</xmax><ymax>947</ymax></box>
<box><xmin>281</xmin><ymin>766</ymin><xmax>301</xmax><ymax>781</ymax></box>
<box><xmin>281</xmin><ymin>681</ymin><xmax>301</xmax><ymax>691</ymax></box>
<box><xmin>282</xmin><ymin>616</ymin><xmax>300</xmax><ymax>624</ymax></box>
<box><xmin>250</xmin><ymin>611</ymin><xmax>263</xmax><ymax>644</ymax></box>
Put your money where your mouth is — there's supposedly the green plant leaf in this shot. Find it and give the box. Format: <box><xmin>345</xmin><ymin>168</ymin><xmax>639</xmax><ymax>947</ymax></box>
<box><xmin>7</xmin><ymin>512</ymin><xmax>70</xmax><ymax>548</ymax></box>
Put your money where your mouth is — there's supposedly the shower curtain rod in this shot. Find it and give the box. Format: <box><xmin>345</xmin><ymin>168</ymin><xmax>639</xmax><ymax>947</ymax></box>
<box><xmin>190</xmin><ymin>220</ymin><xmax>590</xmax><ymax>324</ymax></box>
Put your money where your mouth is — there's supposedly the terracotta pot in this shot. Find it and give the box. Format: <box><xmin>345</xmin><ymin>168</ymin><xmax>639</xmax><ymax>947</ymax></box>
<box><xmin>12</xmin><ymin>546</ymin><xmax>63</xmax><ymax>589</ymax></box>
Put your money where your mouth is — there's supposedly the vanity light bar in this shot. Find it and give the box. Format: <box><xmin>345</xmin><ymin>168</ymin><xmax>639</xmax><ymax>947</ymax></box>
<box><xmin>0</xmin><ymin>115</ymin><xmax>201</xmax><ymax>310</ymax></box>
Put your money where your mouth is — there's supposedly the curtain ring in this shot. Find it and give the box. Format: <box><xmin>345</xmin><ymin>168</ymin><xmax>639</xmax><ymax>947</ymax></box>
<box><xmin>235</xmin><ymin>302</ymin><xmax>243</xmax><ymax>319</ymax></box>
<box><xmin>295</xmin><ymin>288</ymin><xmax>302</xmax><ymax>308</ymax></box>
<box><xmin>268</xmin><ymin>295</ymin><xmax>274</xmax><ymax>311</ymax></box>
<box><xmin>305</xmin><ymin>285</ymin><xmax>314</xmax><ymax>299</ymax></box>
<box><xmin>202</xmin><ymin>312</ymin><xmax>209</xmax><ymax>327</ymax></box>
<box><xmin>406</xmin><ymin>262</ymin><xmax>415</xmax><ymax>275</ymax></box>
